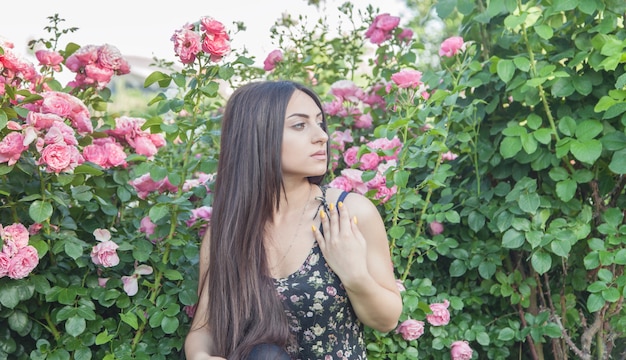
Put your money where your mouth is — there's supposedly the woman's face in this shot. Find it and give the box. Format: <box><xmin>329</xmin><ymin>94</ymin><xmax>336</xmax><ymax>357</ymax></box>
<box><xmin>281</xmin><ymin>90</ymin><xmax>329</xmax><ymax>180</ymax></box>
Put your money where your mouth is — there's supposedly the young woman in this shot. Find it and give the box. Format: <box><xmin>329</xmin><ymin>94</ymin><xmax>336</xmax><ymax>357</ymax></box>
<box><xmin>184</xmin><ymin>80</ymin><xmax>402</xmax><ymax>360</ymax></box>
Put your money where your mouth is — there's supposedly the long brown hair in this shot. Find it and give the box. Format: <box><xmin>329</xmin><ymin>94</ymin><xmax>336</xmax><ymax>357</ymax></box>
<box><xmin>203</xmin><ymin>80</ymin><xmax>328</xmax><ymax>358</ymax></box>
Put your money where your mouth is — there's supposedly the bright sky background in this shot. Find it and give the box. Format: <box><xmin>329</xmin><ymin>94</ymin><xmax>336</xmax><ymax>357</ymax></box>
<box><xmin>1</xmin><ymin>0</ymin><xmax>410</xmax><ymax>69</ymax></box>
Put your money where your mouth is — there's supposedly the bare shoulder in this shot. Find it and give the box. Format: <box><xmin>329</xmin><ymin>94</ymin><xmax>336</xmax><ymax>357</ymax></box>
<box><xmin>324</xmin><ymin>187</ymin><xmax>382</xmax><ymax>221</ymax></box>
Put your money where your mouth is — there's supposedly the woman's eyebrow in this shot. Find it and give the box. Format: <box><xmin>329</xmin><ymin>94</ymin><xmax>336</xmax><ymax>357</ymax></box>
<box><xmin>286</xmin><ymin>111</ymin><xmax>323</xmax><ymax>119</ymax></box>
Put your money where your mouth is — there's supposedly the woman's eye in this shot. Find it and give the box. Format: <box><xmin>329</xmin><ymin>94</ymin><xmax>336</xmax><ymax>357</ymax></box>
<box><xmin>293</xmin><ymin>123</ymin><xmax>305</xmax><ymax>129</ymax></box>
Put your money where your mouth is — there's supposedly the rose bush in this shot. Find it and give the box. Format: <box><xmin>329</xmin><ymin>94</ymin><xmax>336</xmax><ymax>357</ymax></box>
<box><xmin>1</xmin><ymin>1</ymin><xmax>625</xmax><ymax>359</ymax></box>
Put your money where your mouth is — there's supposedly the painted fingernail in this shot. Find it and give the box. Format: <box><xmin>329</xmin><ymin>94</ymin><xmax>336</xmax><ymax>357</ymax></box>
<box><xmin>311</xmin><ymin>225</ymin><xmax>317</xmax><ymax>232</ymax></box>
<box><xmin>320</xmin><ymin>210</ymin><xmax>326</xmax><ymax>218</ymax></box>
<box><xmin>338</xmin><ymin>201</ymin><xmax>343</xmax><ymax>208</ymax></box>
<box><xmin>353</xmin><ymin>216</ymin><xmax>358</xmax><ymax>224</ymax></box>
<box><xmin>329</xmin><ymin>203</ymin><xmax>334</xmax><ymax>211</ymax></box>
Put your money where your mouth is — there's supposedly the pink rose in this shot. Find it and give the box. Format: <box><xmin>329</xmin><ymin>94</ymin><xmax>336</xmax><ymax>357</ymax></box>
<box><xmin>328</xmin><ymin>176</ymin><xmax>353</xmax><ymax>192</ymax></box>
<box><xmin>171</xmin><ymin>27</ymin><xmax>201</xmax><ymax>64</ymax></box>
<box><xmin>122</xmin><ymin>264</ymin><xmax>153</xmax><ymax>296</ymax></box>
<box><xmin>263</xmin><ymin>49</ymin><xmax>283</xmax><ymax>71</ymax></box>
<box><xmin>0</xmin><ymin>132</ymin><xmax>28</xmax><ymax>166</ymax></box>
<box><xmin>397</xmin><ymin>28</ymin><xmax>414</xmax><ymax>43</ymax></box>
<box><xmin>39</xmin><ymin>144</ymin><xmax>83</xmax><ymax>174</ymax></box>
<box><xmin>365</xmin><ymin>13</ymin><xmax>400</xmax><ymax>45</ymax></box>
<box><xmin>429</xmin><ymin>221</ymin><xmax>444</xmax><ymax>235</ymax></box>
<box><xmin>395</xmin><ymin>319</ymin><xmax>425</xmax><ymax>341</ymax></box>
<box><xmin>133</xmin><ymin>135</ymin><xmax>158</xmax><ymax>158</ymax></box>
<box><xmin>201</xmin><ymin>17</ymin><xmax>227</xmax><ymax>34</ymax></box>
<box><xmin>343</xmin><ymin>146</ymin><xmax>359</xmax><ymax>167</ymax></box>
<box><xmin>391</xmin><ymin>69</ymin><xmax>423</xmax><ymax>89</ymax></box>
<box><xmin>359</xmin><ymin>152</ymin><xmax>381</xmax><ymax>171</ymax></box>
<box><xmin>202</xmin><ymin>33</ymin><xmax>230</xmax><ymax>61</ymax></box>
<box><xmin>35</xmin><ymin>49</ymin><xmax>64</xmax><ymax>71</ymax></box>
<box><xmin>7</xmin><ymin>245</ymin><xmax>39</xmax><ymax>279</ymax></box>
<box><xmin>426</xmin><ymin>299</ymin><xmax>450</xmax><ymax>326</ymax></box>
<box><xmin>184</xmin><ymin>304</ymin><xmax>197</xmax><ymax>318</ymax></box>
<box><xmin>442</xmin><ymin>151</ymin><xmax>459</xmax><ymax>161</ymax></box>
<box><xmin>97</xmin><ymin>44</ymin><xmax>129</xmax><ymax>73</ymax></box>
<box><xmin>450</xmin><ymin>340</ymin><xmax>473</xmax><ymax>360</ymax></box>
<box><xmin>0</xmin><ymin>251</ymin><xmax>10</xmax><ymax>277</ymax></box>
<box><xmin>330</xmin><ymin>80</ymin><xmax>364</xmax><ymax>103</ymax></box>
<box><xmin>90</xmin><ymin>240</ymin><xmax>120</xmax><ymax>268</ymax></box>
<box><xmin>1</xmin><ymin>223</ymin><xmax>29</xmax><ymax>249</ymax></box>
<box><xmin>354</xmin><ymin>113</ymin><xmax>373</xmax><ymax>129</ymax></box>
<box><xmin>439</xmin><ymin>36</ymin><xmax>465</xmax><ymax>57</ymax></box>
<box><xmin>139</xmin><ymin>216</ymin><xmax>156</xmax><ymax>237</ymax></box>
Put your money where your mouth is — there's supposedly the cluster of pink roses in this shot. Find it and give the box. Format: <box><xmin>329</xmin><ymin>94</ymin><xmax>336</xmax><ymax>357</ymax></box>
<box><xmin>105</xmin><ymin>116</ymin><xmax>166</xmax><ymax>160</ymax></box>
<box><xmin>395</xmin><ymin>298</ymin><xmax>473</xmax><ymax>359</ymax></box>
<box><xmin>137</xmin><ymin>172</ymin><xmax>215</xmax><ymax>240</ymax></box>
<box><xmin>0</xmin><ymin>90</ymin><xmax>90</xmax><ymax>173</ymax></box>
<box><xmin>365</xmin><ymin>13</ymin><xmax>413</xmax><ymax>45</ymax></box>
<box><xmin>63</xmin><ymin>44</ymin><xmax>131</xmax><ymax>89</ymax></box>
<box><xmin>324</xmin><ymin>79</ymin><xmax>387</xmax><ymax>130</ymax></box>
<box><xmin>0</xmin><ymin>40</ymin><xmax>149</xmax><ymax>174</ymax></box>
<box><xmin>329</xmin><ymin>132</ymin><xmax>401</xmax><ymax>203</ymax></box>
<box><xmin>171</xmin><ymin>16</ymin><xmax>231</xmax><ymax>64</ymax></box>
<box><xmin>0</xmin><ymin>39</ymin><xmax>40</xmax><ymax>95</ymax></box>
<box><xmin>0</xmin><ymin>223</ymin><xmax>40</xmax><ymax>279</ymax></box>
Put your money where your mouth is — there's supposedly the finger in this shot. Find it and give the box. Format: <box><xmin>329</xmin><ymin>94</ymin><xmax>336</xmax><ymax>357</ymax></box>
<box><xmin>328</xmin><ymin>201</ymin><xmax>340</xmax><ymax>240</ymax></box>
<box><xmin>337</xmin><ymin>201</ymin><xmax>351</xmax><ymax>236</ymax></box>
<box><xmin>318</xmin><ymin>208</ymin><xmax>330</xmax><ymax>243</ymax></box>
<box><xmin>311</xmin><ymin>223</ymin><xmax>325</xmax><ymax>248</ymax></box>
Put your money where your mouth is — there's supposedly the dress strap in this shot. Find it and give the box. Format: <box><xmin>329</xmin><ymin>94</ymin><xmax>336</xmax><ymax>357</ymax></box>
<box><xmin>337</xmin><ymin>191</ymin><xmax>350</xmax><ymax>205</ymax></box>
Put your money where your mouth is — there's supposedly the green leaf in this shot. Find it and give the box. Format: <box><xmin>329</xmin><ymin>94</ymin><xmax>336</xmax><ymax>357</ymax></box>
<box><xmin>449</xmin><ymin>259</ymin><xmax>467</xmax><ymax>277</ymax></box>
<box><xmin>497</xmin><ymin>59</ymin><xmax>516</xmax><ymax>83</ymax></box>
<box><xmin>513</xmin><ymin>56</ymin><xmax>531</xmax><ymax>72</ymax></box>
<box><xmin>609</xmin><ymin>149</ymin><xmax>626</xmax><ymax>174</ymax></box>
<box><xmin>558</xmin><ymin>116</ymin><xmax>576</xmax><ymax>136</ymax></box>
<box><xmin>602</xmin><ymin>287</ymin><xmax>621</xmax><ymax>302</ymax></box>
<box><xmin>556</xmin><ymin>179</ymin><xmax>577</xmax><ymax>202</ymax></box>
<box><xmin>551</xmin><ymin>78</ymin><xmax>575</xmax><ymax>97</ymax></box>
<box><xmin>29</xmin><ymin>200</ymin><xmax>53</xmax><ymax>223</ymax></box>
<box><xmin>8</xmin><ymin>310</ymin><xmax>30</xmax><ymax>336</ymax></box>
<box><xmin>519</xmin><ymin>193</ymin><xmax>540</xmax><ymax>213</ymax></box>
<box><xmin>533</xmin><ymin>129</ymin><xmax>552</xmax><ymax>144</ymax></box>
<box><xmin>149</xmin><ymin>204</ymin><xmax>170</xmax><ymax>223</ymax></box>
<box><xmin>500</xmin><ymin>136</ymin><xmax>522</xmax><ymax>158</ymax></box>
<box><xmin>498</xmin><ymin>327</ymin><xmax>516</xmax><ymax>341</ymax></box>
<box><xmin>587</xmin><ymin>293</ymin><xmax>605</xmax><ymax>312</ymax></box>
<box><xmin>573</xmin><ymin>75</ymin><xmax>593</xmax><ymax>96</ymax></box>
<box><xmin>120</xmin><ymin>312</ymin><xmax>139</xmax><ymax>330</ymax></box>
<box><xmin>554</xmin><ymin>0</ymin><xmax>579</xmax><ymax>11</ymax></box>
<box><xmin>534</xmin><ymin>24</ymin><xmax>554</xmax><ymax>40</ymax></box>
<box><xmin>163</xmin><ymin>269</ymin><xmax>183</xmax><ymax>281</ymax></box>
<box><xmin>570</xmin><ymin>139</ymin><xmax>602</xmax><ymax>164</ymax></box>
<box><xmin>468</xmin><ymin>211</ymin><xmax>486</xmax><ymax>232</ymax></box>
<box><xmin>502</xmin><ymin>229</ymin><xmax>525</xmax><ymax>249</ymax></box>
<box><xmin>161</xmin><ymin>316</ymin><xmax>179</xmax><ymax>334</ymax></box>
<box><xmin>575</xmin><ymin>120</ymin><xmax>603</xmax><ymax>140</ymax></box>
<box><xmin>543</xmin><ymin>323</ymin><xmax>562</xmax><ymax>338</ymax></box>
<box><xmin>144</xmin><ymin>71</ymin><xmax>171</xmax><ymax>88</ymax></box>
<box><xmin>531</xmin><ymin>250</ymin><xmax>552</xmax><ymax>274</ymax></box>
<box><xmin>393</xmin><ymin>170</ymin><xmax>409</xmax><ymax>188</ymax></box>
<box><xmin>550</xmin><ymin>239</ymin><xmax>571</xmax><ymax>257</ymax></box>
<box><xmin>65</xmin><ymin>316</ymin><xmax>86</xmax><ymax>337</ymax></box>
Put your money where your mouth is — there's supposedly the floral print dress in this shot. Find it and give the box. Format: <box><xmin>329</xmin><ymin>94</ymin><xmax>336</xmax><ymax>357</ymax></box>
<box><xmin>273</xmin><ymin>191</ymin><xmax>366</xmax><ymax>360</ymax></box>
